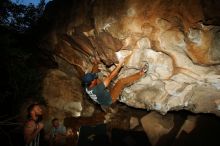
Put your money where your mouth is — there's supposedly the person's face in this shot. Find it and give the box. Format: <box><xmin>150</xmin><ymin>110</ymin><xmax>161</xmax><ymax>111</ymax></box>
<box><xmin>33</xmin><ymin>105</ymin><xmax>43</xmax><ymax>116</ymax></box>
<box><xmin>91</xmin><ymin>78</ymin><xmax>98</xmax><ymax>86</ymax></box>
<box><xmin>52</xmin><ymin>120</ymin><xmax>59</xmax><ymax>128</ymax></box>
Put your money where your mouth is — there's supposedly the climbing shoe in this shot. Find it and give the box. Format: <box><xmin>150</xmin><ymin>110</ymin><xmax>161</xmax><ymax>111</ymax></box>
<box><xmin>141</xmin><ymin>62</ymin><xmax>149</xmax><ymax>74</ymax></box>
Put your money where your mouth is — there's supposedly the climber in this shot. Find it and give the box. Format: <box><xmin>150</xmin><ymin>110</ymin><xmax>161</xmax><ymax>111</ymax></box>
<box><xmin>81</xmin><ymin>57</ymin><xmax>148</xmax><ymax>107</ymax></box>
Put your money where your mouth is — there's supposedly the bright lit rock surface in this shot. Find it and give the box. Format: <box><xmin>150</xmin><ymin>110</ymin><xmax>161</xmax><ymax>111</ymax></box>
<box><xmin>39</xmin><ymin>0</ymin><xmax>220</xmax><ymax>116</ymax></box>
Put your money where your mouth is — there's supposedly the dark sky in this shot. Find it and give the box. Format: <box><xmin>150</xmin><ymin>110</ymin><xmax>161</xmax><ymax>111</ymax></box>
<box><xmin>11</xmin><ymin>0</ymin><xmax>50</xmax><ymax>5</ymax></box>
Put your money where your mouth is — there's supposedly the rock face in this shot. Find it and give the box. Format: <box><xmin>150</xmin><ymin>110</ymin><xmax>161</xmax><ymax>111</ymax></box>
<box><xmin>39</xmin><ymin>0</ymin><xmax>220</xmax><ymax>116</ymax></box>
<box><xmin>42</xmin><ymin>69</ymin><xmax>83</xmax><ymax>121</ymax></box>
<box><xmin>141</xmin><ymin>111</ymin><xmax>174</xmax><ymax>145</ymax></box>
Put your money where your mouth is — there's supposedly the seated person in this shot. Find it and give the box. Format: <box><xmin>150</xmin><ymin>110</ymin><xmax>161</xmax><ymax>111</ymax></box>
<box><xmin>49</xmin><ymin>118</ymin><xmax>67</xmax><ymax>146</ymax></box>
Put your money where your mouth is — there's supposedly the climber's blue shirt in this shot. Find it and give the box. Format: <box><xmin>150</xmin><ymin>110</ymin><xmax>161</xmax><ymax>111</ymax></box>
<box><xmin>85</xmin><ymin>82</ymin><xmax>112</xmax><ymax>105</ymax></box>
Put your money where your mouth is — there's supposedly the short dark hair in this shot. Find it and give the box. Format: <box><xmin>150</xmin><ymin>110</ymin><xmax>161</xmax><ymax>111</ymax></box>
<box><xmin>27</xmin><ymin>103</ymin><xmax>40</xmax><ymax>118</ymax></box>
<box><xmin>27</xmin><ymin>103</ymin><xmax>40</xmax><ymax>113</ymax></box>
<box><xmin>52</xmin><ymin>118</ymin><xmax>58</xmax><ymax>123</ymax></box>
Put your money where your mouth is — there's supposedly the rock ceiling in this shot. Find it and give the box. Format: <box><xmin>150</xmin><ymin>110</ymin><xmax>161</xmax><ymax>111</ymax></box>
<box><xmin>40</xmin><ymin>0</ymin><xmax>220</xmax><ymax>118</ymax></box>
